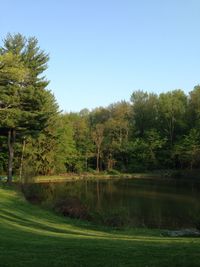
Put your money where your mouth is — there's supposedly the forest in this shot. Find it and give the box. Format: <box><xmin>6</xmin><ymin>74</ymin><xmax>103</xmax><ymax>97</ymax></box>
<box><xmin>1</xmin><ymin>32</ymin><xmax>200</xmax><ymax>267</ymax></box>
<box><xmin>2</xmin><ymin>0</ymin><xmax>200</xmax><ymax>265</ymax></box>
<box><xmin>1</xmin><ymin>33</ymin><xmax>200</xmax><ymax>182</ymax></box>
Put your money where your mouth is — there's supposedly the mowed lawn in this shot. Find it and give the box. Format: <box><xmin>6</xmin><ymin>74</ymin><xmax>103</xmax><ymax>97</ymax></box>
<box><xmin>0</xmin><ymin>184</ymin><xmax>200</xmax><ymax>267</ymax></box>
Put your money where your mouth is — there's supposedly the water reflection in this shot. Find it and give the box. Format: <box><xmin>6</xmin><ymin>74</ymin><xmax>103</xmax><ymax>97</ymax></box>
<box><xmin>23</xmin><ymin>178</ymin><xmax>200</xmax><ymax>229</ymax></box>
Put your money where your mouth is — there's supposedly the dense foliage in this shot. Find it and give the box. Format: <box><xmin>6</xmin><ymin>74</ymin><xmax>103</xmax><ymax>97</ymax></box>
<box><xmin>0</xmin><ymin>34</ymin><xmax>59</xmax><ymax>181</ymax></box>
<box><xmin>1</xmin><ymin>34</ymin><xmax>200</xmax><ymax>180</ymax></box>
<box><xmin>63</xmin><ymin>89</ymin><xmax>200</xmax><ymax>173</ymax></box>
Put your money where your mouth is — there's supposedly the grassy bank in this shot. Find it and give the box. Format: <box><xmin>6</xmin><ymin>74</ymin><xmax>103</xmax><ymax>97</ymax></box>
<box><xmin>0</xmin><ymin>184</ymin><xmax>200</xmax><ymax>267</ymax></box>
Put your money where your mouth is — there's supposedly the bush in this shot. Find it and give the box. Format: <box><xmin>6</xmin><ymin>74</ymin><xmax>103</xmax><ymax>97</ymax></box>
<box><xmin>54</xmin><ymin>197</ymin><xmax>90</xmax><ymax>220</ymax></box>
<box><xmin>106</xmin><ymin>169</ymin><xmax>120</xmax><ymax>175</ymax></box>
<box><xmin>22</xmin><ymin>184</ymin><xmax>50</xmax><ymax>204</ymax></box>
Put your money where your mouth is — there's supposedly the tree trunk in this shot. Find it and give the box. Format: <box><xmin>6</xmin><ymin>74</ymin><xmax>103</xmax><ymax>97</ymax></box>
<box><xmin>107</xmin><ymin>153</ymin><xmax>113</xmax><ymax>170</ymax></box>
<box><xmin>7</xmin><ymin>129</ymin><xmax>15</xmax><ymax>183</ymax></box>
<box><xmin>96</xmin><ymin>148</ymin><xmax>100</xmax><ymax>172</ymax></box>
<box><xmin>85</xmin><ymin>154</ymin><xmax>88</xmax><ymax>171</ymax></box>
<box><xmin>19</xmin><ymin>137</ymin><xmax>26</xmax><ymax>182</ymax></box>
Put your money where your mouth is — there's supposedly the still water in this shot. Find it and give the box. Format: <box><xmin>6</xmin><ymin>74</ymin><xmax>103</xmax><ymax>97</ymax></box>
<box><xmin>24</xmin><ymin>178</ymin><xmax>200</xmax><ymax>229</ymax></box>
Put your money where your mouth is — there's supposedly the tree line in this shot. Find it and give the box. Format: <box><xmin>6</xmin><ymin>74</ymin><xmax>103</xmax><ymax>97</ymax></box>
<box><xmin>0</xmin><ymin>34</ymin><xmax>200</xmax><ymax>182</ymax></box>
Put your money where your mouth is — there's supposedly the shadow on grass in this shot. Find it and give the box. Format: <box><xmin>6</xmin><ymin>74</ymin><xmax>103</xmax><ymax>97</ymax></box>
<box><xmin>0</xmin><ymin>191</ymin><xmax>193</xmax><ymax>244</ymax></box>
<box><xmin>1</xmin><ymin>185</ymin><xmax>200</xmax><ymax>267</ymax></box>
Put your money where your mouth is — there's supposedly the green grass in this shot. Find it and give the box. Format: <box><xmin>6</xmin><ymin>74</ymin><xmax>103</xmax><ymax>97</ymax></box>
<box><xmin>0</xmin><ymin>184</ymin><xmax>200</xmax><ymax>267</ymax></box>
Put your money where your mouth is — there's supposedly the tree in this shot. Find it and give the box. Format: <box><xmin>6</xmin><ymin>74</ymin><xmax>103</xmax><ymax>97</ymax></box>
<box><xmin>173</xmin><ymin>129</ymin><xmax>200</xmax><ymax>169</ymax></box>
<box><xmin>188</xmin><ymin>85</ymin><xmax>200</xmax><ymax>129</ymax></box>
<box><xmin>130</xmin><ymin>91</ymin><xmax>158</xmax><ymax>137</ymax></box>
<box><xmin>0</xmin><ymin>52</ymin><xmax>28</xmax><ymax>182</ymax></box>
<box><xmin>144</xmin><ymin>129</ymin><xmax>166</xmax><ymax>169</ymax></box>
<box><xmin>103</xmin><ymin>101</ymin><xmax>131</xmax><ymax>170</ymax></box>
<box><xmin>0</xmin><ymin>33</ymin><xmax>55</xmax><ymax>182</ymax></box>
<box><xmin>21</xmin><ymin>92</ymin><xmax>63</xmax><ymax>178</ymax></box>
<box><xmin>158</xmin><ymin>90</ymin><xmax>187</xmax><ymax>145</ymax></box>
<box><xmin>69</xmin><ymin>112</ymin><xmax>94</xmax><ymax>171</ymax></box>
<box><xmin>60</xmin><ymin>114</ymin><xmax>84</xmax><ymax>173</ymax></box>
<box><xmin>92</xmin><ymin>124</ymin><xmax>105</xmax><ymax>172</ymax></box>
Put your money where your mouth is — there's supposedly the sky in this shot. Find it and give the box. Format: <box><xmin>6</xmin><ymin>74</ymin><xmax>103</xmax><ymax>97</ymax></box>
<box><xmin>1</xmin><ymin>0</ymin><xmax>200</xmax><ymax>112</ymax></box>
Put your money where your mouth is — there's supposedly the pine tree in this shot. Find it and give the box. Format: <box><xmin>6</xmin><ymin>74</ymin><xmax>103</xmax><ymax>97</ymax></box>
<box><xmin>0</xmin><ymin>33</ymin><xmax>57</xmax><ymax>182</ymax></box>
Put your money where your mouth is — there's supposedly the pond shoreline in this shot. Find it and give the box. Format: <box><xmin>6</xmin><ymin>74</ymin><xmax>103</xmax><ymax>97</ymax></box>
<box><xmin>32</xmin><ymin>173</ymin><xmax>162</xmax><ymax>183</ymax></box>
<box><xmin>23</xmin><ymin>169</ymin><xmax>200</xmax><ymax>184</ymax></box>
<box><xmin>20</xmin><ymin>174</ymin><xmax>200</xmax><ymax>230</ymax></box>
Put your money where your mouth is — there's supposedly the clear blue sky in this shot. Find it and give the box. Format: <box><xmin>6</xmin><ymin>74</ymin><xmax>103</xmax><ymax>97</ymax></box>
<box><xmin>1</xmin><ymin>0</ymin><xmax>200</xmax><ymax>112</ymax></box>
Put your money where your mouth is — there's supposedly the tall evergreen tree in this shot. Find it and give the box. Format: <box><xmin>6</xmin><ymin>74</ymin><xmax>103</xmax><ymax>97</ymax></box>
<box><xmin>0</xmin><ymin>33</ymin><xmax>56</xmax><ymax>182</ymax></box>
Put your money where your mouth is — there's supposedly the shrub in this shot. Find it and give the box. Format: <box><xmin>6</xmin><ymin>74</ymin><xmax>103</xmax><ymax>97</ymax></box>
<box><xmin>54</xmin><ymin>197</ymin><xmax>90</xmax><ymax>220</ymax></box>
<box><xmin>106</xmin><ymin>169</ymin><xmax>120</xmax><ymax>175</ymax></box>
<box><xmin>22</xmin><ymin>184</ymin><xmax>50</xmax><ymax>204</ymax></box>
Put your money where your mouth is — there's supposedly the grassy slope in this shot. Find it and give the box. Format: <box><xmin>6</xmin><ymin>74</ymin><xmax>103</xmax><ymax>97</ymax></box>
<box><xmin>0</xmin><ymin>185</ymin><xmax>200</xmax><ymax>267</ymax></box>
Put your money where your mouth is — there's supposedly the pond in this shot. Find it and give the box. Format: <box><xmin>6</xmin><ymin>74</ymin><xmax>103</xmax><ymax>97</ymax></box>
<box><xmin>23</xmin><ymin>177</ymin><xmax>200</xmax><ymax>229</ymax></box>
